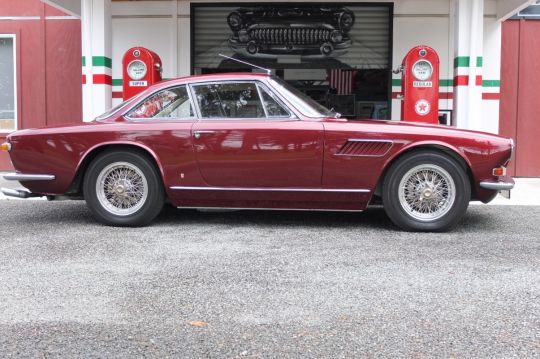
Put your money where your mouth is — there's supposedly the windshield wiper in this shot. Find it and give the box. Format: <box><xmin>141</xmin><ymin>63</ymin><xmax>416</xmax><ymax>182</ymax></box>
<box><xmin>329</xmin><ymin>107</ymin><xmax>342</xmax><ymax>118</ymax></box>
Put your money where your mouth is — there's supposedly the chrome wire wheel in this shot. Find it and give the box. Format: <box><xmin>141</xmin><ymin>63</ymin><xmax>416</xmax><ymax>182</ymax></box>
<box><xmin>397</xmin><ymin>164</ymin><xmax>456</xmax><ymax>222</ymax></box>
<box><xmin>95</xmin><ymin>161</ymin><xmax>149</xmax><ymax>216</ymax></box>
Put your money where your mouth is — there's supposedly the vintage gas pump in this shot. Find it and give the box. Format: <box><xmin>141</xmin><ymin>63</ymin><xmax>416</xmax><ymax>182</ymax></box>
<box><xmin>122</xmin><ymin>47</ymin><xmax>163</xmax><ymax>100</ymax></box>
<box><xmin>395</xmin><ymin>45</ymin><xmax>440</xmax><ymax>124</ymax></box>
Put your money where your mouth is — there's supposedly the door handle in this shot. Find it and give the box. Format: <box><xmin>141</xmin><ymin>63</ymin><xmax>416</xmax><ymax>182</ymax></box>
<box><xmin>193</xmin><ymin>130</ymin><xmax>216</xmax><ymax>139</ymax></box>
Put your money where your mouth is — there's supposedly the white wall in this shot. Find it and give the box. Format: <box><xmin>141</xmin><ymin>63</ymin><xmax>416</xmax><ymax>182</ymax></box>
<box><xmin>110</xmin><ymin>0</ymin><xmax>502</xmax><ymax>134</ymax></box>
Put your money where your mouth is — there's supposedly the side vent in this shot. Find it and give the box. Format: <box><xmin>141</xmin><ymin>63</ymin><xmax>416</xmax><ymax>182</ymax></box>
<box><xmin>336</xmin><ymin>140</ymin><xmax>393</xmax><ymax>157</ymax></box>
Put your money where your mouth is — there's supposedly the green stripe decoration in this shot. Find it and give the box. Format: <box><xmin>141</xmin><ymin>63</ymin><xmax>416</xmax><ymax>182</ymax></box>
<box><xmin>482</xmin><ymin>79</ymin><xmax>500</xmax><ymax>87</ymax></box>
<box><xmin>476</xmin><ymin>57</ymin><xmax>483</xmax><ymax>67</ymax></box>
<box><xmin>392</xmin><ymin>79</ymin><xmax>454</xmax><ymax>87</ymax></box>
<box><xmin>392</xmin><ymin>78</ymin><xmax>499</xmax><ymax>88</ymax></box>
<box><xmin>440</xmin><ymin>79</ymin><xmax>453</xmax><ymax>87</ymax></box>
<box><xmin>82</xmin><ymin>56</ymin><xmax>86</xmax><ymax>66</ymax></box>
<box><xmin>92</xmin><ymin>56</ymin><xmax>112</xmax><ymax>68</ymax></box>
<box><xmin>112</xmin><ymin>78</ymin><xmax>172</xmax><ymax>86</ymax></box>
<box><xmin>454</xmin><ymin>56</ymin><xmax>483</xmax><ymax>68</ymax></box>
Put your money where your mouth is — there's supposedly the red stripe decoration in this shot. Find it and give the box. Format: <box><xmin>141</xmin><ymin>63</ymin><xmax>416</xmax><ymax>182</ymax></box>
<box><xmin>82</xmin><ymin>74</ymin><xmax>86</xmax><ymax>84</ymax></box>
<box><xmin>92</xmin><ymin>74</ymin><xmax>112</xmax><ymax>85</ymax></box>
<box><xmin>329</xmin><ymin>69</ymin><xmax>357</xmax><ymax>95</ymax></box>
<box><xmin>112</xmin><ymin>91</ymin><xmax>123</xmax><ymax>98</ymax></box>
<box><xmin>482</xmin><ymin>93</ymin><xmax>500</xmax><ymax>100</ymax></box>
<box><xmin>454</xmin><ymin>75</ymin><xmax>469</xmax><ymax>86</ymax></box>
<box><xmin>453</xmin><ymin>75</ymin><xmax>483</xmax><ymax>87</ymax></box>
<box><xmin>391</xmin><ymin>92</ymin><xmax>498</xmax><ymax>100</ymax></box>
<box><xmin>475</xmin><ymin>75</ymin><xmax>483</xmax><ymax>86</ymax></box>
<box><xmin>392</xmin><ymin>92</ymin><xmax>454</xmax><ymax>99</ymax></box>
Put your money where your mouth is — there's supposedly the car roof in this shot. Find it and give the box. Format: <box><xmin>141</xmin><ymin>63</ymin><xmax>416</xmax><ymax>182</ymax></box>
<box><xmin>158</xmin><ymin>72</ymin><xmax>271</xmax><ymax>86</ymax></box>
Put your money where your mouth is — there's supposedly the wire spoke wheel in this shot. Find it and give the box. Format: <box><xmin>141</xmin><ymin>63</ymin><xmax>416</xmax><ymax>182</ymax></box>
<box><xmin>96</xmin><ymin>161</ymin><xmax>149</xmax><ymax>216</ymax></box>
<box><xmin>397</xmin><ymin>164</ymin><xmax>456</xmax><ymax>222</ymax></box>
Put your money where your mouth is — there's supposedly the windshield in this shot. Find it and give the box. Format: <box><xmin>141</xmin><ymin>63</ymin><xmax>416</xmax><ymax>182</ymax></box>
<box><xmin>268</xmin><ymin>76</ymin><xmax>337</xmax><ymax>118</ymax></box>
<box><xmin>95</xmin><ymin>96</ymin><xmax>137</xmax><ymax>121</ymax></box>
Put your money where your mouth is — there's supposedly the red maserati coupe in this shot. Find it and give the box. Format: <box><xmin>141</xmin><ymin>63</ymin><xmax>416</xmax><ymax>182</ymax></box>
<box><xmin>1</xmin><ymin>73</ymin><xmax>514</xmax><ymax>231</ymax></box>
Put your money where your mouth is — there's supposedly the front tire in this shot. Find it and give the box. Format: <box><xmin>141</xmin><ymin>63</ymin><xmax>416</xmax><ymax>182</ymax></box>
<box><xmin>83</xmin><ymin>150</ymin><xmax>165</xmax><ymax>226</ymax></box>
<box><xmin>382</xmin><ymin>151</ymin><xmax>471</xmax><ymax>232</ymax></box>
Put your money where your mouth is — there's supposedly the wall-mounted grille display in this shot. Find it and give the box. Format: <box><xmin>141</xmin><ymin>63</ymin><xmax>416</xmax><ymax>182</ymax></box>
<box><xmin>192</xmin><ymin>3</ymin><xmax>392</xmax><ymax>119</ymax></box>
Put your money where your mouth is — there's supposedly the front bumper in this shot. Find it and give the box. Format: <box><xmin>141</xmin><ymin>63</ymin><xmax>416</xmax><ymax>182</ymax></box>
<box><xmin>479</xmin><ymin>176</ymin><xmax>515</xmax><ymax>191</ymax></box>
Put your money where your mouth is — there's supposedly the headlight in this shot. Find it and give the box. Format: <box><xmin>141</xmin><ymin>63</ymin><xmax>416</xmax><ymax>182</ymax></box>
<box><xmin>412</xmin><ymin>60</ymin><xmax>433</xmax><ymax>81</ymax></box>
<box><xmin>339</xmin><ymin>11</ymin><xmax>355</xmax><ymax>32</ymax></box>
<box><xmin>238</xmin><ymin>30</ymin><xmax>250</xmax><ymax>42</ymax></box>
<box><xmin>227</xmin><ymin>12</ymin><xmax>242</xmax><ymax>31</ymax></box>
<box><xmin>1</xmin><ymin>142</ymin><xmax>11</xmax><ymax>152</ymax></box>
<box><xmin>330</xmin><ymin>30</ymin><xmax>343</xmax><ymax>43</ymax></box>
<box><xmin>127</xmin><ymin>60</ymin><xmax>147</xmax><ymax>80</ymax></box>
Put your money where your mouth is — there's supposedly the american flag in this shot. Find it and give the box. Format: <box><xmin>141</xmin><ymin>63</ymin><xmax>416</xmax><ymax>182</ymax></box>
<box><xmin>328</xmin><ymin>69</ymin><xmax>357</xmax><ymax>95</ymax></box>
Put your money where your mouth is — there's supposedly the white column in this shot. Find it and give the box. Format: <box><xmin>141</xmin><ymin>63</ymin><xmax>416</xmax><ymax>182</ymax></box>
<box><xmin>452</xmin><ymin>0</ymin><xmax>484</xmax><ymax>130</ymax></box>
<box><xmin>82</xmin><ymin>0</ymin><xmax>112</xmax><ymax>121</ymax></box>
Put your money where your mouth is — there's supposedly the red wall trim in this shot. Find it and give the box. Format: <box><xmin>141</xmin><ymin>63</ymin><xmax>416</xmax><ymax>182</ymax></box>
<box><xmin>92</xmin><ymin>74</ymin><xmax>112</xmax><ymax>85</ymax></box>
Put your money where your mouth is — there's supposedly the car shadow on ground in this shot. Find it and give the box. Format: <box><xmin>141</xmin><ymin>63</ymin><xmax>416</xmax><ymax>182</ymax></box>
<box><xmin>155</xmin><ymin>204</ymin><xmax>395</xmax><ymax>230</ymax></box>
<box><xmin>1</xmin><ymin>200</ymin><xmax>502</xmax><ymax>233</ymax></box>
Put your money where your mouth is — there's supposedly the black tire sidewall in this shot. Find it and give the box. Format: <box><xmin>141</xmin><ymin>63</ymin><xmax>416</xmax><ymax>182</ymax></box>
<box><xmin>83</xmin><ymin>150</ymin><xmax>164</xmax><ymax>226</ymax></box>
<box><xmin>382</xmin><ymin>151</ymin><xmax>470</xmax><ymax>232</ymax></box>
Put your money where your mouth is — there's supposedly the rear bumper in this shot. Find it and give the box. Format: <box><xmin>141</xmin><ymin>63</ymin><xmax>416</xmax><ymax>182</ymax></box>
<box><xmin>3</xmin><ymin>172</ymin><xmax>55</xmax><ymax>181</ymax></box>
<box><xmin>1</xmin><ymin>187</ymin><xmax>42</xmax><ymax>198</ymax></box>
<box><xmin>479</xmin><ymin>177</ymin><xmax>515</xmax><ymax>191</ymax></box>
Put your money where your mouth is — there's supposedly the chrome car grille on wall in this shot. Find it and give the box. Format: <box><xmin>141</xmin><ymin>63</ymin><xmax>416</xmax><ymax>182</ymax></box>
<box><xmin>227</xmin><ymin>7</ymin><xmax>355</xmax><ymax>58</ymax></box>
<box><xmin>250</xmin><ymin>27</ymin><xmax>333</xmax><ymax>45</ymax></box>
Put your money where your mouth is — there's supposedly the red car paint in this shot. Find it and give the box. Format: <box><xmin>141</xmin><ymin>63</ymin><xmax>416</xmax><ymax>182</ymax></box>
<box><xmin>5</xmin><ymin>73</ymin><xmax>513</xmax><ymax>210</ymax></box>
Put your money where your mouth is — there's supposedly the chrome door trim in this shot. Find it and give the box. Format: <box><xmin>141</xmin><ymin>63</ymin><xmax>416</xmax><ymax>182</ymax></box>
<box><xmin>170</xmin><ymin>186</ymin><xmax>370</xmax><ymax>193</ymax></box>
<box><xmin>176</xmin><ymin>206</ymin><xmax>365</xmax><ymax>212</ymax></box>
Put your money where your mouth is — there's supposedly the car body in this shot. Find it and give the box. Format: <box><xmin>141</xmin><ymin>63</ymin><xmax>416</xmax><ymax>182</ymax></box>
<box><xmin>227</xmin><ymin>7</ymin><xmax>354</xmax><ymax>58</ymax></box>
<box><xmin>1</xmin><ymin>73</ymin><xmax>514</xmax><ymax>231</ymax></box>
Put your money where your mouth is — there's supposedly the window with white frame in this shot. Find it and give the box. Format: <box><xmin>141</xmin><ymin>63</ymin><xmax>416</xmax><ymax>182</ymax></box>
<box><xmin>0</xmin><ymin>35</ymin><xmax>16</xmax><ymax>132</ymax></box>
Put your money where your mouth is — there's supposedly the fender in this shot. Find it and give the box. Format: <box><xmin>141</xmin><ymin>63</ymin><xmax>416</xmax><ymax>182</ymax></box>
<box><xmin>75</xmin><ymin>140</ymin><xmax>166</xmax><ymax>182</ymax></box>
<box><xmin>381</xmin><ymin>139</ymin><xmax>473</xmax><ymax>176</ymax></box>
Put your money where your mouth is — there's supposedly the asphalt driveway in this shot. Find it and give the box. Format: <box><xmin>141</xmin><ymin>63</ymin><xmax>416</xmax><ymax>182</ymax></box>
<box><xmin>0</xmin><ymin>201</ymin><xmax>539</xmax><ymax>358</ymax></box>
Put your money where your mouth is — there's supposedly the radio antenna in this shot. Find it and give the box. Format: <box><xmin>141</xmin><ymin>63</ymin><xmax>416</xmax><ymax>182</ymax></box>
<box><xmin>218</xmin><ymin>53</ymin><xmax>272</xmax><ymax>75</ymax></box>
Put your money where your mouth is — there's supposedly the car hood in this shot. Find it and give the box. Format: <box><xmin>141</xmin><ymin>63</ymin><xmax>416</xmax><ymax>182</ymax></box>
<box><xmin>333</xmin><ymin>118</ymin><xmax>511</xmax><ymax>143</ymax></box>
<box><xmin>7</xmin><ymin>121</ymin><xmax>105</xmax><ymax>140</ymax></box>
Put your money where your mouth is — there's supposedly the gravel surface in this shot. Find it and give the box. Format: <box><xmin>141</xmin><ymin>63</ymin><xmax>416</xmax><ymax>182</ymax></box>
<box><xmin>0</xmin><ymin>201</ymin><xmax>539</xmax><ymax>358</ymax></box>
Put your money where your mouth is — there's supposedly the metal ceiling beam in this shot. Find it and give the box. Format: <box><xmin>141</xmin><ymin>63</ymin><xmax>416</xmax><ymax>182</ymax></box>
<box><xmin>497</xmin><ymin>0</ymin><xmax>536</xmax><ymax>21</ymax></box>
<box><xmin>40</xmin><ymin>0</ymin><xmax>81</xmax><ymax>17</ymax></box>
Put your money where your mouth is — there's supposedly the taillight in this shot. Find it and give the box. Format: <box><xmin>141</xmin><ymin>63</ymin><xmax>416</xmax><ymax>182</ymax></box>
<box><xmin>492</xmin><ymin>166</ymin><xmax>506</xmax><ymax>177</ymax></box>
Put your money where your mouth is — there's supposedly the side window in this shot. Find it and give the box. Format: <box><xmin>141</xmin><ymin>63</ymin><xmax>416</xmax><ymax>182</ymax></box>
<box><xmin>128</xmin><ymin>85</ymin><xmax>194</xmax><ymax>119</ymax></box>
<box><xmin>258</xmin><ymin>85</ymin><xmax>290</xmax><ymax>118</ymax></box>
<box><xmin>192</xmin><ymin>82</ymin><xmax>265</xmax><ymax>119</ymax></box>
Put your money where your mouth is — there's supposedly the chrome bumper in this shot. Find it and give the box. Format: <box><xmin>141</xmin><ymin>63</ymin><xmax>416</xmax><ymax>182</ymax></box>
<box><xmin>3</xmin><ymin>172</ymin><xmax>55</xmax><ymax>181</ymax></box>
<box><xmin>1</xmin><ymin>187</ymin><xmax>42</xmax><ymax>199</ymax></box>
<box><xmin>479</xmin><ymin>179</ymin><xmax>515</xmax><ymax>191</ymax></box>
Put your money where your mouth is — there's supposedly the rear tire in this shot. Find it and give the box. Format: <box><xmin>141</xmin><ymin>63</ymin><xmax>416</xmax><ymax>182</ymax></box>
<box><xmin>382</xmin><ymin>151</ymin><xmax>470</xmax><ymax>232</ymax></box>
<box><xmin>83</xmin><ymin>150</ymin><xmax>164</xmax><ymax>226</ymax></box>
